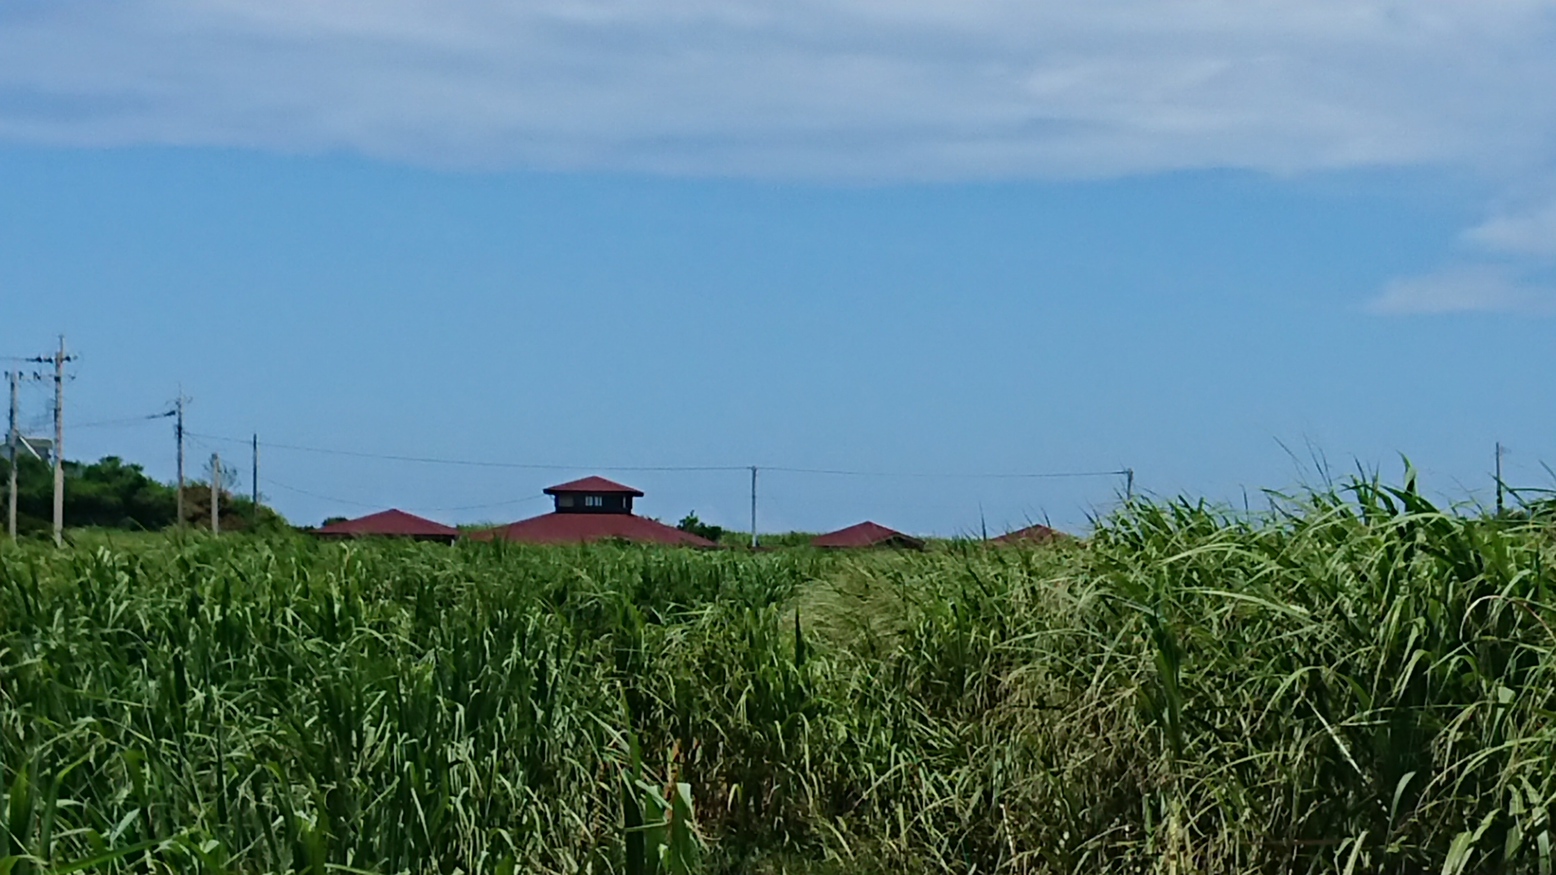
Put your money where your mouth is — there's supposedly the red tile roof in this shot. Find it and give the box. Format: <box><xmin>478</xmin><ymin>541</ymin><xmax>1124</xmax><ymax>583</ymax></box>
<box><xmin>811</xmin><ymin>521</ymin><xmax>925</xmax><ymax>549</ymax></box>
<box><xmin>992</xmin><ymin>524</ymin><xmax>1069</xmax><ymax>545</ymax></box>
<box><xmin>543</xmin><ymin>476</ymin><xmax>644</xmax><ymax>497</ymax></box>
<box><xmin>314</xmin><ymin>509</ymin><xmax>459</xmax><ymax>540</ymax></box>
<box><xmin>470</xmin><ymin>512</ymin><xmax>715</xmax><ymax>547</ymax></box>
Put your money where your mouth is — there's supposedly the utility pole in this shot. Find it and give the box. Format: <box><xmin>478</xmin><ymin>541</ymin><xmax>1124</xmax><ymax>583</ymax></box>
<box><xmin>210</xmin><ymin>452</ymin><xmax>220</xmax><ymax>534</ymax></box>
<box><xmin>251</xmin><ymin>434</ymin><xmax>259</xmax><ymax>528</ymax></box>
<box><xmin>54</xmin><ymin>338</ymin><xmax>64</xmax><ymax>545</ymax></box>
<box><xmin>28</xmin><ymin>336</ymin><xmax>76</xmax><ymax>547</ymax></box>
<box><xmin>1495</xmin><ymin>442</ymin><xmax>1505</xmax><ymax>516</ymax></box>
<box><xmin>6</xmin><ymin>371</ymin><xmax>16</xmax><ymax>541</ymax></box>
<box><xmin>6</xmin><ymin>369</ymin><xmax>43</xmax><ymax>541</ymax></box>
<box><xmin>1125</xmin><ymin>468</ymin><xmax>1135</xmax><ymax>502</ymax></box>
<box><xmin>749</xmin><ymin>465</ymin><xmax>758</xmax><ymax>549</ymax></box>
<box><xmin>175</xmin><ymin>393</ymin><xmax>187</xmax><ymax>527</ymax></box>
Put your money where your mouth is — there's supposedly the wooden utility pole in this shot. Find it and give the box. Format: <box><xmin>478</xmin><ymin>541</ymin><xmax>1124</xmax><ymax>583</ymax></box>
<box><xmin>6</xmin><ymin>369</ymin><xmax>44</xmax><ymax>541</ymax></box>
<box><xmin>251</xmin><ymin>434</ymin><xmax>259</xmax><ymax>527</ymax></box>
<box><xmin>210</xmin><ymin>452</ymin><xmax>220</xmax><ymax>534</ymax></box>
<box><xmin>1125</xmin><ymin>468</ymin><xmax>1135</xmax><ymax>502</ymax></box>
<box><xmin>6</xmin><ymin>371</ymin><xmax>16</xmax><ymax>541</ymax></box>
<box><xmin>749</xmin><ymin>465</ymin><xmax>758</xmax><ymax>549</ymax></box>
<box><xmin>1495</xmin><ymin>442</ymin><xmax>1505</xmax><ymax>516</ymax></box>
<box><xmin>175</xmin><ymin>393</ymin><xmax>187</xmax><ymax>527</ymax></box>
<box><xmin>31</xmin><ymin>336</ymin><xmax>76</xmax><ymax>547</ymax></box>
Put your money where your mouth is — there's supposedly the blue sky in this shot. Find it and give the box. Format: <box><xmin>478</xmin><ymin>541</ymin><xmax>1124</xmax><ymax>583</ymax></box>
<box><xmin>3</xmin><ymin>1</ymin><xmax>1556</xmax><ymax>534</ymax></box>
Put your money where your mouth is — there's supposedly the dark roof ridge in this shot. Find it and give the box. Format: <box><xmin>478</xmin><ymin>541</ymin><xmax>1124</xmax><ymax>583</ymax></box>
<box><xmin>543</xmin><ymin>475</ymin><xmax>645</xmax><ymax>497</ymax></box>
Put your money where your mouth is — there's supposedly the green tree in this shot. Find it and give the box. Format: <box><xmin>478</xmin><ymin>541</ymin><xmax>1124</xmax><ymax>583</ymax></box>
<box><xmin>0</xmin><ymin>453</ymin><xmax>286</xmax><ymax>534</ymax></box>
<box><xmin>676</xmin><ymin>511</ymin><xmax>724</xmax><ymax>543</ymax></box>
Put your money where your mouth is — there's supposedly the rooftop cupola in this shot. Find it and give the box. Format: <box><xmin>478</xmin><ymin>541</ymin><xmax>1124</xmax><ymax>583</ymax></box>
<box><xmin>543</xmin><ymin>476</ymin><xmax>644</xmax><ymax>515</ymax></box>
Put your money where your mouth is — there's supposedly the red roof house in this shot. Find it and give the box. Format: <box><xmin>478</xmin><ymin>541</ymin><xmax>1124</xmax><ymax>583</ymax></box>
<box><xmin>313</xmin><ymin>509</ymin><xmax>459</xmax><ymax>543</ymax></box>
<box><xmin>992</xmin><ymin>524</ymin><xmax>1070</xmax><ymax>546</ymax></box>
<box><xmin>811</xmin><ymin>521</ymin><xmax>925</xmax><ymax>550</ymax></box>
<box><xmin>472</xmin><ymin>476</ymin><xmax>715</xmax><ymax>547</ymax></box>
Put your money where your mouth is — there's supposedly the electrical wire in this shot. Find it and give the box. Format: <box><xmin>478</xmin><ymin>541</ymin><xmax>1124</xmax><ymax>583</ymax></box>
<box><xmin>186</xmin><ymin>430</ymin><xmax>1128</xmax><ymax>481</ymax></box>
<box><xmin>186</xmin><ymin>431</ymin><xmax>748</xmax><ymax>472</ymax></box>
<box><xmin>262</xmin><ymin>476</ymin><xmax>549</xmax><ymax>514</ymax></box>
<box><xmin>72</xmin><ymin>410</ymin><xmax>176</xmax><ymax>430</ymax></box>
<box><xmin>260</xmin><ymin>478</ymin><xmax>386</xmax><ymax>509</ymax></box>
<box><xmin>184</xmin><ymin>434</ymin><xmax>555</xmax><ymax>514</ymax></box>
<box><xmin>762</xmin><ymin>465</ymin><xmax>1130</xmax><ymax>480</ymax></box>
<box><xmin>183</xmin><ymin>431</ymin><xmax>1132</xmax><ymax>530</ymax></box>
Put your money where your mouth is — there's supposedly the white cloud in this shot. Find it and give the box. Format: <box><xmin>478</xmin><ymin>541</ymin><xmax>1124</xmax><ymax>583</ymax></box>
<box><xmin>1367</xmin><ymin>266</ymin><xmax>1556</xmax><ymax>315</ymax></box>
<box><xmin>1465</xmin><ymin>199</ymin><xmax>1556</xmax><ymax>258</ymax></box>
<box><xmin>2</xmin><ymin>0</ymin><xmax>1556</xmax><ymax>179</ymax></box>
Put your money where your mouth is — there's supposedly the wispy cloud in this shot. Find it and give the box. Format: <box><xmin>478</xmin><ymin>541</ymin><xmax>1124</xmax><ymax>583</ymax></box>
<box><xmin>1465</xmin><ymin>199</ymin><xmax>1556</xmax><ymax>258</ymax></box>
<box><xmin>1374</xmin><ymin>182</ymin><xmax>1556</xmax><ymax>318</ymax></box>
<box><xmin>15</xmin><ymin>0</ymin><xmax>1556</xmax><ymax>320</ymax></box>
<box><xmin>1</xmin><ymin>0</ymin><xmax>1555</xmax><ymax>179</ymax></box>
<box><xmin>1368</xmin><ymin>266</ymin><xmax>1556</xmax><ymax>316</ymax></box>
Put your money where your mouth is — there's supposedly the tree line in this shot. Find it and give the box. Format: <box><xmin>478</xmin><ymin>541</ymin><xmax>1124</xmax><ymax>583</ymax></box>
<box><xmin>0</xmin><ymin>453</ymin><xmax>286</xmax><ymax>536</ymax></box>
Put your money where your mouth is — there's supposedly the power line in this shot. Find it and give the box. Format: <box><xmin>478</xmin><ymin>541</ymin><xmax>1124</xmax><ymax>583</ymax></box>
<box><xmin>262</xmin><ymin>479</ymin><xmax>394</xmax><ymax>509</ymax></box>
<box><xmin>263</xmin><ymin>475</ymin><xmax>549</xmax><ymax>513</ymax></box>
<box><xmin>186</xmin><ymin>431</ymin><xmax>747</xmax><ymax>472</ymax></box>
<box><xmin>762</xmin><ymin>465</ymin><xmax>1130</xmax><ymax>480</ymax></box>
<box><xmin>186</xmin><ymin>430</ymin><xmax>1128</xmax><ymax>482</ymax></box>
<box><xmin>72</xmin><ymin>409</ymin><xmax>176</xmax><ymax>430</ymax></box>
<box><xmin>187</xmin><ymin>434</ymin><xmax>552</xmax><ymax>513</ymax></box>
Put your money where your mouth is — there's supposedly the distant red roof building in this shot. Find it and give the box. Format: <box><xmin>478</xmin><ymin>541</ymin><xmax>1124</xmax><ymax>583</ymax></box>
<box><xmin>313</xmin><ymin>509</ymin><xmax>459</xmax><ymax>543</ymax></box>
<box><xmin>991</xmin><ymin>524</ymin><xmax>1070</xmax><ymax>545</ymax></box>
<box><xmin>543</xmin><ymin>476</ymin><xmax>644</xmax><ymax>497</ymax></box>
<box><xmin>475</xmin><ymin>513</ymin><xmax>715</xmax><ymax>546</ymax></box>
<box><xmin>811</xmin><ymin>521</ymin><xmax>925</xmax><ymax>550</ymax></box>
<box><xmin>472</xmin><ymin>476</ymin><xmax>715</xmax><ymax>547</ymax></box>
